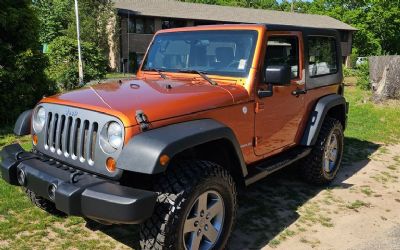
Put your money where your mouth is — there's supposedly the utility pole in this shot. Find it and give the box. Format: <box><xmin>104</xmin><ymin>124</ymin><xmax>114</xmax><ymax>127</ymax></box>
<box><xmin>291</xmin><ymin>0</ymin><xmax>295</xmax><ymax>12</ymax></box>
<box><xmin>74</xmin><ymin>0</ymin><xmax>84</xmax><ymax>86</ymax></box>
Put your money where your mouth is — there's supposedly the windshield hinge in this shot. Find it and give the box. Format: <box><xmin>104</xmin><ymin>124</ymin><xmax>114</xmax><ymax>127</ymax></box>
<box><xmin>135</xmin><ymin>110</ymin><xmax>150</xmax><ymax>131</ymax></box>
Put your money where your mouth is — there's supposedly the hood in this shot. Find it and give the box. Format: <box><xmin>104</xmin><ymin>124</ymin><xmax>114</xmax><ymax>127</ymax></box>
<box><xmin>42</xmin><ymin>78</ymin><xmax>250</xmax><ymax>127</ymax></box>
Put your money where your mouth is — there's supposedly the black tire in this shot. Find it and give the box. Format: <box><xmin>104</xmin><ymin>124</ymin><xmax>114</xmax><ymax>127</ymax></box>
<box><xmin>25</xmin><ymin>189</ymin><xmax>65</xmax><ymax>216</ymax></box>
<box><xmin>299</xmin><ymin>117</ymin><xmax>344</xmax><ymax>185</ymax></box>
<box><xmin>140</xmin><ymin>160</ymin><xmax>237</xmax><ymax>250</ymax></box>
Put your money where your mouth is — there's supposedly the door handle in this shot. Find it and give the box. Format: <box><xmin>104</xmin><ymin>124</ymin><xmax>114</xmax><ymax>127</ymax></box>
<box><xmin>292</xmin><ymin>89</ymin><xmax>307</xmax><ymax>97</ymax></box>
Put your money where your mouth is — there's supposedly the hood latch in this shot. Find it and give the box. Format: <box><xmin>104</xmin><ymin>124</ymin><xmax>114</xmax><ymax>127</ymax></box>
<box><xmin>135</xmin><ymin>110</ymin><xmax>150</xmax><ymax>131</ymax></box>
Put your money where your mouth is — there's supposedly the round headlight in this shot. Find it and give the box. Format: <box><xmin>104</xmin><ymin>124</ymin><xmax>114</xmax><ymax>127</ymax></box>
<box><xmin>33</xmin><ymin>107</ymin><xmax>46</xmax><ymax>133</ymax></box>
<box><xmin>99</xmin><ymin>121</ymin><xmax>123</xmax><ymax>154</ymax></box>
<box><xmin>107</xmin><ymin>122</ymin><xmax>123</xmax><ymax>149</ymax></box>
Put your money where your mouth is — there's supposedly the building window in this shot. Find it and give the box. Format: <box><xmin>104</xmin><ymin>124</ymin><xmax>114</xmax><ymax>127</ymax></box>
<box><xmin>135</xmin><ymin>18</ymin><xmax>144</xmax><ymax>34</ymax></box>
<box><xmin>144</xmin><ymin>18</ymin><xmax>155</xmax><ymax>34</ymax></box>
<box><xmin>128</xmin><ymin>16</ymin><xmax>154</xmax><ymax>34</ymax></box>
<box><xmin>128</xmin><ymin>17</ymin><xmax>135</xmax><ymax>33</ymax></box>
<box><xmin>308</xmin><ymin>36</ymin><xmax>338</xmax><ymax>77</ymax></box>
<box><xmin>162</xmin><ymin>19</ymin><xmax>186</xmax><ymax>29</ymax></box>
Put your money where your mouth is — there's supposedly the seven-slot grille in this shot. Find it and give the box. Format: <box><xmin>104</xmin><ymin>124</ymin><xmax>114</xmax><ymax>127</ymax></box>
<box><xmin>44</xmin><ymin>112</ymin><xmax>99</xmax><ymax>165</ymax></box>
<box><xmin>35</xmin><ymin>103</ymin><xmax>124</xmax><ymax>178</ymax></box>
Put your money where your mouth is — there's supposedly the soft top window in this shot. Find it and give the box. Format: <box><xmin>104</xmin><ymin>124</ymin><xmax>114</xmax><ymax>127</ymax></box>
<box><xmin>265</xmin><ymin>36</ymin><xmax>299</xmax><ymax>79</ymax></box>
<box><xmin>308</xmin><ymin>36</ymin><xmax>338</xmax><ymax>77</ymax></box>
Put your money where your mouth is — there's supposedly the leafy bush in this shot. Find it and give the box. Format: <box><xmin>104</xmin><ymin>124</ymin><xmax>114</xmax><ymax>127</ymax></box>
<box><xmin>356</xmin><ymin>62</ymin><xmax>370</xmax><ymax>90</ymax></box>
<box><xmin>0</xmin><ymin>0</ymin><xmax>55</xmax><ymax>125</ymax></box>
<box><xmin>343</xmin><ymin>66</ymin><xmax>356</xmax><ymax>77</ymax></box>
<box><xmin>47</xmin><ymin>36</ymin><xmax>108</xmax><ymax>90</ymax></box>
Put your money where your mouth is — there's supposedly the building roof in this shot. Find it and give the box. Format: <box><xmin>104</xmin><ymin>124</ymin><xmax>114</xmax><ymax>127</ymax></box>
<box><xmin>114</xmin><ymin>0</ymin><xmax>357</xmax><ymax>31</ymax></box>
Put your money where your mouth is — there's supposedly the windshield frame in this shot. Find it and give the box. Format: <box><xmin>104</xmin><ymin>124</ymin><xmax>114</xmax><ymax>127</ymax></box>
<box><xmin>140</xmin><ymin>29</ymin><xmax>259</xmax><ymax>78</ymax></box>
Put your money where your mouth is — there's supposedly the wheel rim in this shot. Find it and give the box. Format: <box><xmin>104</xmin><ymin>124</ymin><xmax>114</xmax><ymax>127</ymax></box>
<box><xmin>183</xmin><ymin>190</ymin><xmax>225</xmax><ymax>250</ymax></box>
<box><xmin>324</xmin><ymin>133</ymin><xmax>339</xmax><ymax>173</ymax></box>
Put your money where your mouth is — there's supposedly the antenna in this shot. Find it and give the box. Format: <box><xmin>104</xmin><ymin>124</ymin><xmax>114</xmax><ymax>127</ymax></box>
<box><xmin>74</xmin><ymin>0</ymin><xmax>84</xmax><ymax>86</ymax></box>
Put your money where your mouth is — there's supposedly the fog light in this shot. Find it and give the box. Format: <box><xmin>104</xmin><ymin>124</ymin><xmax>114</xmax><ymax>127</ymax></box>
<box><xmin>17</xmin><ymin>169</ymin><xmax>26</xmax><ymax>186</ymax></box>
<box><xmin>106</xmin><ymin>157</ymin><xmax>116</xmax><ymax>172</ymax></box>
<box><xmin>48</xmin><ymin>183</ymin><xmax>57</xmax><ymax>201</ymax></box>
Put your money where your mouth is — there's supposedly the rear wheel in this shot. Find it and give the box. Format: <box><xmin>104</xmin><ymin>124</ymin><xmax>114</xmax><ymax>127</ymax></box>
<box><xmin>300</xmin><ymin>117</ymin><xmax>344</xmax><ymax>185</ymax></box>
<box><xmin>140</xmin><ymin>160</ymin><xmax>237</xmax><ymax>250</ymax></box>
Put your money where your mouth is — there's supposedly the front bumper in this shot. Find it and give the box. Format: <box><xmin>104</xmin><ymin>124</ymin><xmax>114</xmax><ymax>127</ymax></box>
<box><xmin>0</xmin><ymin>144</ymin><xmax>157</xmax><ymax>224</ymax></box>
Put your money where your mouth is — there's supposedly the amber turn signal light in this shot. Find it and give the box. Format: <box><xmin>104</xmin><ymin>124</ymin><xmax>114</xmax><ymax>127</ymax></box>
<box><xmin>106</xmin><ymin>157</ymin><xmax>116</xmax><ymax>172</ymax></box>
<box><xmin>159</xmin><ymin>154</ymin><xmax>170</xmax><ymax>166</ymax></box>
<box><xmin>32</xmin><ymin>134</ymin><xmax>38</xmax><ymax>145</ymax></box>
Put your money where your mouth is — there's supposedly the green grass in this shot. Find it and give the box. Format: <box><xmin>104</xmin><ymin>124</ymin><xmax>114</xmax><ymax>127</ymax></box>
<box><xmin>342</xmin><ymin>87</ymin><xmax>400</xmax><ymax>163</ymax></box>
<box><xmin>344</xmin><ymin>87</ymin><xmax>400</xmax><ymax>144</ymax></box>
<box><xmin>360</xmin><ymin>186</ymin><xmax>374</xmax><ymax>197</ymax></box>
<box><xmin>0</xmin><ymin>127</ymin><xmax>31</xmax><ymax>151</ymax></box>
<box><xmin>105</xmin><ymin>72</ymin><xmax>135</xmax><ymax>79</ymax></box>
<box><xmin>346</xmin><ymin>200</ymin><xmax>371</xmax><ymax>210</ymax></box>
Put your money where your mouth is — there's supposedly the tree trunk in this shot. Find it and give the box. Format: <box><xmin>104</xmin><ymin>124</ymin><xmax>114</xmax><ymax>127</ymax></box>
<box><xmin>370</xmin><ymin>56</ymin><xmax>400</xmax><ymax>102</ymax></box>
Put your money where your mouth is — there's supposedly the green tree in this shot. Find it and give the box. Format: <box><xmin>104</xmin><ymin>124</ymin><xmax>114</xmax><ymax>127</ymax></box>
<box><xmin>366</xmin><ymin>0</ymin><xmax>400</xmax><ymax>55</ymax></box>
<box><xmin>32</xmin><ymin>0</ymin><xmax>73</xmax><ymax>44</ymax></box>
<box><xmin>64</xmin><ymin>0</ymin><xmax>115</xmax><ymax>58</ymax></box>
<box><xmin>47</xmin><ymin>36</ymin><xmax>108</xmax><ymax>90</ymax></box>
<box><xmin>0</xmin><ymin>0</ymin><xmax>54</xmax><ymax>125</ymax></box>
<box><xmin>32</xmin><ymin>0</ymin><xmax>115</xmax><ymax>86</ymax></box>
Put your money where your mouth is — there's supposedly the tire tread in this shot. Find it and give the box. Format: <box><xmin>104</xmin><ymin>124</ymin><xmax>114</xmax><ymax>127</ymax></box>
<box><xmin>300</xmin><ymin>117</ymin><xmax>343</xmax><ymax>185</ymax></box>
<box><xmin>140</xmin><ymin>160</ymin><xmax>237</xmax><ymax>250</ymax></box>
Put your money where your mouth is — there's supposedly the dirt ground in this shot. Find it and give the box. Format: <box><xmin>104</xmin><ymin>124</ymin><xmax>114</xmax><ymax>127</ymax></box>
<box><xmin>230</xmin><ymin>144</ymin><xmax>400</xmax><ymax>250</ymax></box>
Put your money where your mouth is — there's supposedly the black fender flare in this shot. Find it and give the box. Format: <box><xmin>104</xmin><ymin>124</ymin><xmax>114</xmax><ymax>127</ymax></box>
<box><xmin>14</xmin><ymin>110</ymin><xmax>32</xmax><ymax>136</ymax></box>
<box><xmin>301</xmin><ymin>94</ymin><xmax>347</xmax><ymax>146</ymax></box>
<box><xmin>116</xmin><ymin>119</ymin><xmax>248</xmax><ymax>176</ymax></box>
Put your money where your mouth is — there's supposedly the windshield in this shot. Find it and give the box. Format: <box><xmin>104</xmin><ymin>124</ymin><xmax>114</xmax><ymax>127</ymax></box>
<box><xmin>142</xmin><ymin>30</ymin><xmax>258</xmax><ymax>77</ymax></box>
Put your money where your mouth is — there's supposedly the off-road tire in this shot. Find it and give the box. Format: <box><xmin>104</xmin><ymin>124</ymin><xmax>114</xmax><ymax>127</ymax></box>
<box><xmin>25</xmin><ymin>189</ymin><xmax>65</xmax><ymax>216</ymax></box>
<box><xmin>140</xmin><ymin>160</ymin><xmax>237</xmax><ymax>250</ymax></box>
<box><xmin>299</xmin><ymin>117</ymin><xmax>344</xmax><ymax>185</ymax></box>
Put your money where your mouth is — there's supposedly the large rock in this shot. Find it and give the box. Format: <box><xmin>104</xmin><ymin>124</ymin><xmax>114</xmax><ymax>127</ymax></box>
<box><xmin>370</xmin><ymin>56</ymin><xmax>400</xmax><ymax>102</ymax></box>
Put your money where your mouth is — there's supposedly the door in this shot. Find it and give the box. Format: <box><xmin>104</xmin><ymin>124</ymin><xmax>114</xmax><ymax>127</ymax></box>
<box><xmin>254</xmin><ymin>31</ymin><xmax>307</xmax><ymax>157</ymax></box>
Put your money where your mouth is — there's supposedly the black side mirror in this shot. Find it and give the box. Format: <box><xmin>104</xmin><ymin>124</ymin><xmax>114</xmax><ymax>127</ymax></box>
<box><xmin>265</xmin><ymin>65</ymin><xmax>291</xmax><ymax>85</ymax></box>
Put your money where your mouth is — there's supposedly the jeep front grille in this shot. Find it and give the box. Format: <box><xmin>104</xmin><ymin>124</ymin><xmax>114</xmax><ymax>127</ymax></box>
<box><xmin>44</xmin><ymin>112</ymin><xmax>99</xmax><ymax>165</ymax></box>
<box><xmin>34</xmin><ymin>103</ymin><xmax>124</xmax><ymax>179</ymax></box>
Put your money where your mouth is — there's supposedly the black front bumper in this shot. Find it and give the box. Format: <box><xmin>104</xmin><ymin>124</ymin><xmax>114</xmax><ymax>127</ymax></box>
<box><xmin>0</xmin><ymin>144</ymin><xmax>157</xmax><ymax>224</ymax></box>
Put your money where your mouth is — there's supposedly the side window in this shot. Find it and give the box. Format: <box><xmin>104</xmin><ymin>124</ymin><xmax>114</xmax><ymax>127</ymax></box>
<box><xmin>127</xmin><ymin>17</ymin><xmax>155</xmax><ymax>34</ymax></box>
<box><xmin>265</xmin><ymin>36</ymin><xmax>299</xmax><ymax>79</ymax></box>
<box><xmin>308</xmin><ymin>36</ymin><xmax>338</xmax><ymax>77</ymax></box>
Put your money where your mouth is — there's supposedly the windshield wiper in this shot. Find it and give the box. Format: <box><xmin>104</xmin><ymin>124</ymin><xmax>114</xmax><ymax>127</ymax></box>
<box><xmin>145</xmin><ymin>68</ymin><xmax>168</xmax><ymax>79</ymax></box>
<box><xmin>178</xmin><ymin>69</ymin><xmax>217</xmax><ymax>86</ymax></box>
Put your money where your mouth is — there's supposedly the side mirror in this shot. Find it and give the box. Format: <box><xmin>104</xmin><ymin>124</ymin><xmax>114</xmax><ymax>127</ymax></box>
<box><xmin>265</xmin><ymin>65</ymin><xmax>291</xmax><ymax>85</ymax></box>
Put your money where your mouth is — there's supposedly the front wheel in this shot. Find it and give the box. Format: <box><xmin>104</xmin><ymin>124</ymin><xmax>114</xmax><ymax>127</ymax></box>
<box><xmin>140</xmin><ymin>160</ymin><xmax>237</xmax><ymax>250</ymax></box>
<box><xmin>299</xmin><ymin>117</ymin><xmax>344</xmax><ymax>185</ymax></box>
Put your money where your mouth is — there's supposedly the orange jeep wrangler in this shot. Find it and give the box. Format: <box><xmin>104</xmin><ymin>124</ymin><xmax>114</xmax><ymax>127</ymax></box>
<box><xmin>1</xmin><ymin>24</ymin><xmax>348</xmax><ymax>250</ymax></box>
